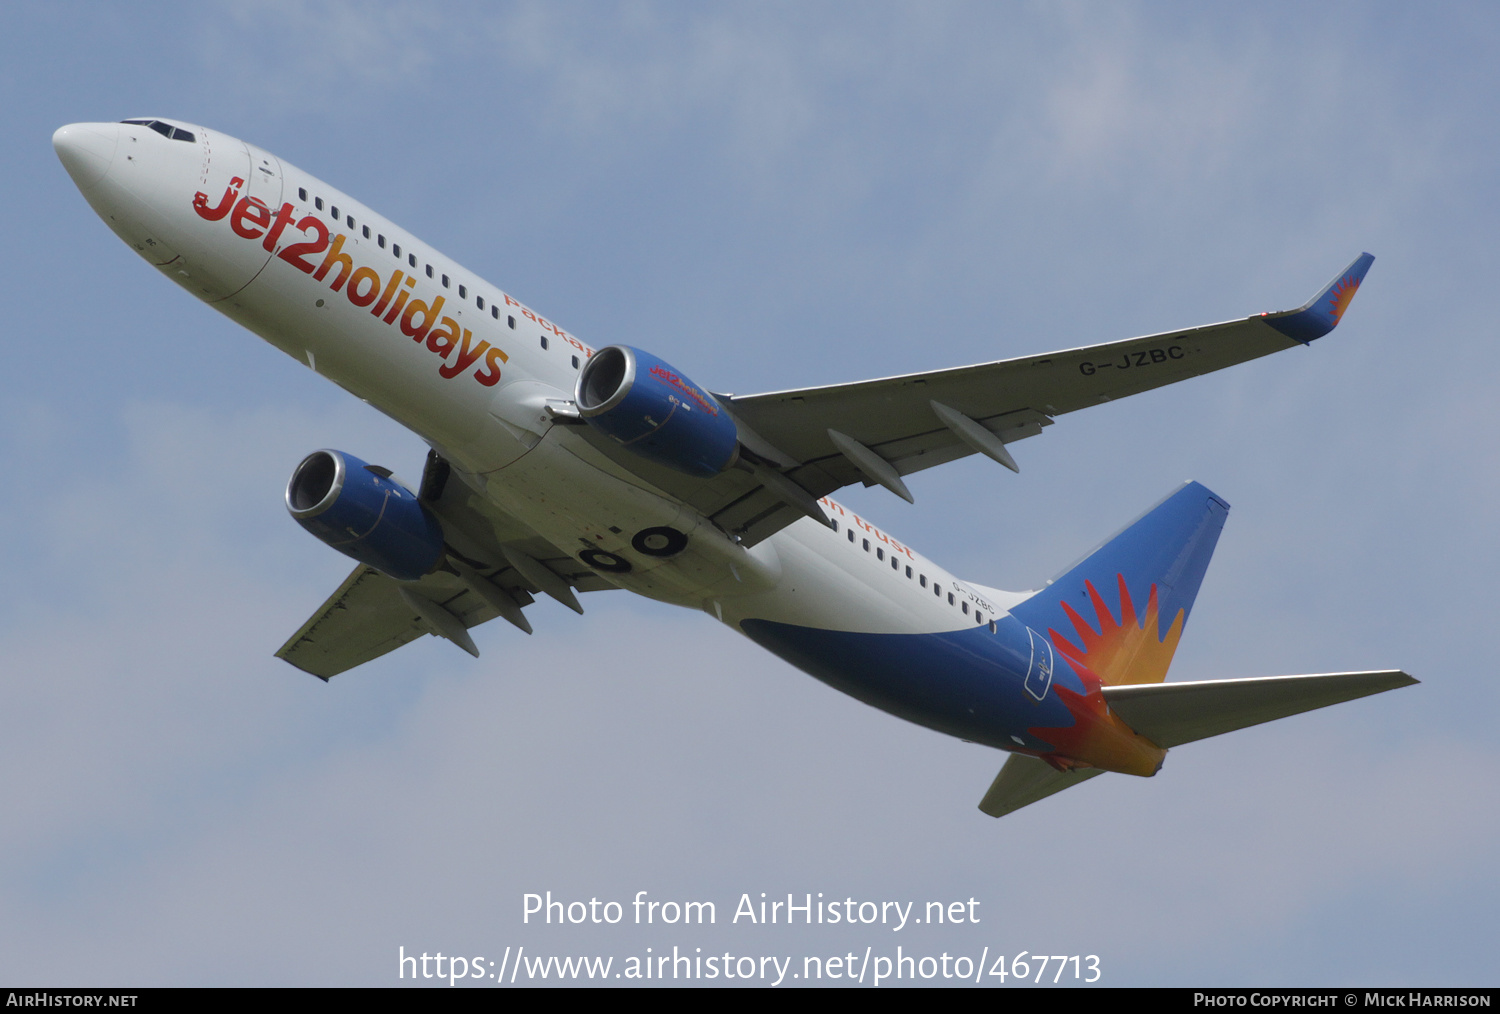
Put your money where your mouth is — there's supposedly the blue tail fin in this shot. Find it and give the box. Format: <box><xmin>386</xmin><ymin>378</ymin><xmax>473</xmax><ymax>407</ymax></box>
<box><xmin>1009</xmin><ymin>482</ymin><xmax>1229</xmax><ymax>686</ymax></box>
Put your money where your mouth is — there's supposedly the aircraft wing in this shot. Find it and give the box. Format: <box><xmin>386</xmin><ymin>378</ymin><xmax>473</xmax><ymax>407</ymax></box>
<box><xmin>568</xmin><ymin>255</ymin><xmax>1373</xmax><ymax>547</ymax></box>
<box><xmin>277</xmin><ymin>453</ymin><xmax>616</xmax><ymax>680</ymax></box>
<box><xmin>275</xmin><ymin>563</ymin><xmax>515</xmax><ymax>679</ymax></box>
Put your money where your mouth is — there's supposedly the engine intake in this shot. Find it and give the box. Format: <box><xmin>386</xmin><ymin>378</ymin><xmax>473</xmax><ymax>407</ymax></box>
<box><xmin>576</xmin><ymin>346</ymin><xmax>738</xmax><ymax>477</ymax></box>
<box><xmin>286</xmin><ymin>449</ymin><xmax>445</xmax><ymax>581</ymax></box>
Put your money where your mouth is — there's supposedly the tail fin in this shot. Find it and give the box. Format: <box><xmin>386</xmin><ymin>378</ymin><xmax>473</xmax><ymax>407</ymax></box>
<box><xmin>1009</xmin><ymin>481</ymin><xmax>1229</xmax><ymax>687</ymax></box>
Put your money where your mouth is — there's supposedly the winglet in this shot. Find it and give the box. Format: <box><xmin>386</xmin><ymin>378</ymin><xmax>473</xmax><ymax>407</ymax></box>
<box><xmin>1263</xmin><ymin>252</ymin><xmax>1375</xmax><ymax>346</ymax></box>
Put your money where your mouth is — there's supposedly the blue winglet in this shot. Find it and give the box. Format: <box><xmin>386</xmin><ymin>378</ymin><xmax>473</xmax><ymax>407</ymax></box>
<box><xmin>1263</xmin><ymin>252</ymin><xmax>1375</xmax><ymax>346</ymax></box>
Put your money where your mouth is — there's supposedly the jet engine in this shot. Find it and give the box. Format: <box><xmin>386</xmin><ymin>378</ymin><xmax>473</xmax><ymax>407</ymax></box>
<box><xmin>285</xmin><ymin>449</ymin><xmax>444</xmax><ymax>581</ymax></box>
<box><xmin>575</xmin><ymin>346</ymin><xmax>738</xmax><ymax>477</ymax></box>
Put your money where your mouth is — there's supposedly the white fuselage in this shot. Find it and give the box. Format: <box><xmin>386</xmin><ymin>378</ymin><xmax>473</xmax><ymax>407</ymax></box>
<box><xmin>55</xmin><ymin>119</ymin><xmax>1011</xmax><ymax>641</ymax></box>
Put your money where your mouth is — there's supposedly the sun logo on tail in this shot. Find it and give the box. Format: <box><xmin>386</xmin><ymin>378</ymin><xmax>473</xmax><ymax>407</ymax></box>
<box><xmin>1050</xmin><ymin>574</ymin><xmax>1185</xmax><ymax>686</ymax></box>
<box><xmin>1327</xmin><ymin>273</ymin><xmax>1363</xmax><ymax>324</ymax></box>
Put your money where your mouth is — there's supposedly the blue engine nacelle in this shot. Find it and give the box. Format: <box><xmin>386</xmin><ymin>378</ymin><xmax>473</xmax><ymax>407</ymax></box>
<box><xmin>285</xmin><ymin>449</ymin><xmax>445</xmax><ymax>581</ymax></box>
<box><xmin>575</xmin><ymin>346</ymin><xmax>739</xmax><ymax>477</ymax></box>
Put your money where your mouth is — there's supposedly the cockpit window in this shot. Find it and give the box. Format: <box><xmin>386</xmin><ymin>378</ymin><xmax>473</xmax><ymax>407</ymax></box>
<box><xmin>120</xmin><ymin>119</ymin><xmax>195</xmax><ymax>143</ymax></box>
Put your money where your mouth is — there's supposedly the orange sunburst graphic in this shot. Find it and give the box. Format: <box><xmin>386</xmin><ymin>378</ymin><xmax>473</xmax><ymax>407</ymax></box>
<box><xmin>1049</xmin><ymin>574</ymin><xmax>1185</xmax><ymax>686</ymax></box>
<box><xmin>1326</xmin><ymin>274</ymin><xmax>1362</xmax><ymax>324</ymax></box>
<box><xmin>1026</xmin><ymin>680</ymin><xmax>1166</xmax><ymax>776</ymax></box>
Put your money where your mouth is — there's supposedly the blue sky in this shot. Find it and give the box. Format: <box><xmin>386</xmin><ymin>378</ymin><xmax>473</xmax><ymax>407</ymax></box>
<box><xmin>2</xmin><ymin>1</ymin><xmax>1496</xmax><ymax>986</ymax></box>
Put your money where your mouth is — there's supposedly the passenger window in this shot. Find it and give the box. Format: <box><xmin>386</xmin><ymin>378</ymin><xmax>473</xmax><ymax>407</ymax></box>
<box><xmin>540</xmin><ymin>336</ymin><xmax>549</xmax><ymax>350</ymax></box>
<box><xmin>831</xmin><ymin>521</ymin><xmax>838</xmax><ymax>533</ymax></box>
<box><xmin>393</xmin><ymin>244</ymin><xmax>401</xmax><ymax>257</ymax></box>
<box><xmin>891</xmin><ymin>557</ymin><xmax>899</xmax><ymax>570</ymax></box>
<box><xmin>346</xmin><ymin>215</ymin><xmax>354</xmax><ymax>228</ymax></box>
<box><xmin>948</xmin><ymin>593</ymin><xmax>955</xmax><ymax>605</ymax></box>
<box><xmin>920</xmin><ymin>575</ymin><xmax>927</xmax><ymax>587</ymax></box>
<box><xmin>298</xmin><ymin>187</ymin><xmax>308</xmax><ymax>202</ymax></box>
<box><xmin>331</xmin><ymin>206</ymin><xmax>339</xmax><ymax>219</ymax></box>
<box><xmin>572</xmin><ymin>356</ymin><xmax>580</xmax><ymax>369</ymax></box>
<box><xmin>409</xmin><ymin>254</ymin><xmax>417</xmax><ymax>267</ymax></box>
<box><xmin>426</xmin><ymin>265</ymin><xmax>434</xmax><ymax>278</ymax></box>
<box><xmin>847</xmin><ymin>529</ymin><xmax>855</xmax><ymax>543</ymax></box>
<box><xmin>363</xmin><ymin>226</ymin><xmax>371</xmax><ymax>239</ymax></box>
<box><xmin>476</xmin><ymin>296</ymin><xmax>485</xmax><ymax>310</ymax></box>
<box><xmin>862</xmin><ymin>539</ymin><xmax>870</xmax><ymax>552</ymax></box>
<box><xmin>905</xmin><ymin>566</ymin><xmax>912</xmax><ymax>578</ymax></box>
<box><xmin>962</xmin><ymin>601</ymin><xmax>969</xmax><ymax>614</ymax></box>
<box><xmin>459</xmin><ymin>284</ymin><xmax>467</xmax><ymax>298</ymax></box>
<box><xmin>378</xmin><ymin>235</ymin><xmax>386</xmax><ymax>248</ymax></box>
<box><xmin>934</xmin><ymin>584</ymin><xmax>942</xmax><ymax>596</ymax></box>
<box><xmin>442</xmin><ymin>275</ymin><xmax>450</xmax><ymax>288</ymax></box>
<box><xmin>988</xmin><ymin>620</ymin><xmax>997</xmax><ymax>634</ymax></box>
<box><xmin>491</xmin><ymin>306</ymin><xmax>500</xmax><ymax>320</ymax></box>
<box><xmin>876</xmin><ymin>548</ymin><xmax>884</xmax><ymax>561</ymax></box>
<box><xmin>315</xmin><ymin>197</ymin><xmax>324</xmax><ymax>210</ymax></box>
<box><xmin>508</xmin><ymin>316</ymin><xmax>516</xmax><ymax>329</ymax></box>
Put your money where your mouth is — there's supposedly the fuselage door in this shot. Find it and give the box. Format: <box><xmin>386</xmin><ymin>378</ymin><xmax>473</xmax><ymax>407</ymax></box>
<box><xmin>242</xmin><ymin>144</ymin><xmax>284</xmax><ymax>228</ymax></box>
<box><xmin>197</xmin><ymin>141</ymin><xmax>284</xmax><ymax>302</ymax></box>
<box><xmin>166</xmin><ymin>134</ymin><xmax>276</xmax><ymax>302</ymax></box>
<box><xmin>1023</xmin><ymin>627</ymin><xmax>1055</xmax><ymax>703</ymax></box>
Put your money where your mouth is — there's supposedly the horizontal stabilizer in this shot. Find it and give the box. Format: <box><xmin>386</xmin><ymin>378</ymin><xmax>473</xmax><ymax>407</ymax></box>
<box><xmin>277</xmin><ymin>560</ymin><xmax>546</xmax><ymax>679</ymax></box>
<box><xmin>978</xmin><ymin>753</ymin><xmax>1104</xmax><ymax>818</ymax></box>
<box><xmin>1102</xmin><ymin>670</ymin><xmax>1417</xmax><ymax>748</ymax></box>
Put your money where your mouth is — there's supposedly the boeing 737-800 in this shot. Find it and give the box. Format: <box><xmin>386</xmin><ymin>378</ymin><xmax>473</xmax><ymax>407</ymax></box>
<box><xmin>53</xmin><ymin>117</ymin><xmax>1415</xmax><ymax>817</ymax></box>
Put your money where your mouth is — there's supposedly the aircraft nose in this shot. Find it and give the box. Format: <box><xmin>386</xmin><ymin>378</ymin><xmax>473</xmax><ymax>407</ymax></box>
<box><xmin>53</xmin><ymin>122</ymin><xmax>119</xmax><ymax>189</ymax></box>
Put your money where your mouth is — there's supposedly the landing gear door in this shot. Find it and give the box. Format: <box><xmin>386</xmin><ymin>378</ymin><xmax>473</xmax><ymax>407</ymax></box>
<box><xmin>1024</xmin><ymin>628</ymin><xmax>1054</xmax><ymax>703</ymax></box>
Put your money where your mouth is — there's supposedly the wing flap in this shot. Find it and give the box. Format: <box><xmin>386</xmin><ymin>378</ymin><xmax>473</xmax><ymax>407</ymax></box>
<box><xmin>275</xmin><ymin>565</ymin><xmax>501</xmax><ymax>679</ymax></box>
<box><xmin>978</xmin><ymin>754</ymin><xmax>1105</xmax><ymax>818</ymax></box>
<box><xmin>731</xmin><ymin>256</ymin><xmax>1372</xmax><ymax>491</ymax></box>
<box><xmin>1101</xmin><ymin>670</ymin><xmax>1418</xmax><ymax>748</ymax></box>
<box><xmin>731</xmin><ymin>315</ymin><xmax>1298</xmax><ymax>469</ymax></box>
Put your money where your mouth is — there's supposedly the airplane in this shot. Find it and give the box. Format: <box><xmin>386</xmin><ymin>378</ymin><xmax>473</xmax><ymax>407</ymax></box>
<box><xmin>53</xmin><ymin>117</ymin><xmax>1416</xmax><ymax>818</ymax></box>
